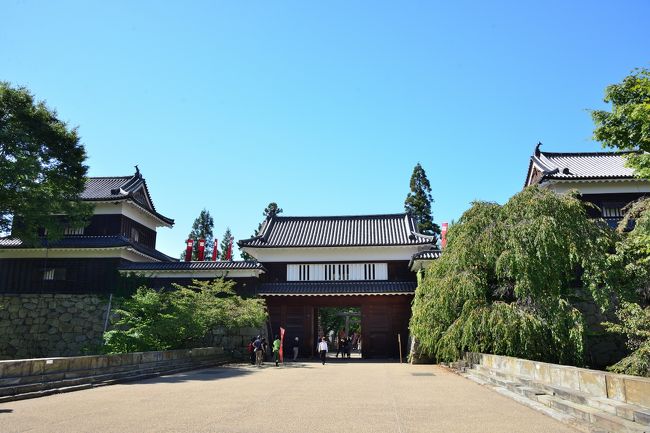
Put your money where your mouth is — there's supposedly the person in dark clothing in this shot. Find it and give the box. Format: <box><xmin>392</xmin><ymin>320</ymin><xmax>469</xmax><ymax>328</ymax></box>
<box><xmin>335</xmin><ymin>335</ymin><xmax>345</xmax><ymax>358</ymax></box>
<box><xmin>248</xmin><ymin>337</ymin><xmax>256</xmax><ymax>365</ymax></box>
<box><xmin>345</xmin><ymin>336</ymin><xmax>352</xmax><ymax>358</ymax></box>
<box><xmin>253</xmin><ymin>336</ymin><xmax>264</xmax><ymax>367</ymax></box>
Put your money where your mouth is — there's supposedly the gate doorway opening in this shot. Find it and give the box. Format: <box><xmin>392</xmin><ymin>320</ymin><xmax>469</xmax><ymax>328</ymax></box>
<box><xmin>317</xmin><ymin>307</ymin><xmax>362</xmax><ymax>359</ymax></box>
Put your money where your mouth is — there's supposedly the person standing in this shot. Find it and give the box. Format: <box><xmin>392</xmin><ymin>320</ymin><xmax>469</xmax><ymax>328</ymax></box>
<box><xmin>254</xmin><ymin>335</ymin><xmax>264</xmax><ymax>367</ymax></box>
<box><xmin>292</xmin><ymin>337</ymin><xmax>300</xmax><ymax>361</ymax></box>
<box><xmin>318</xmin><ymin>337</ymin><xmax>328</xmax><ymax>365</ymax></box>
<box><xmin>272</xmin><ymin>335</ymin><xmax>281</xmax><ymax>367</ymax></box>
<box><xmin>248</xmin><ymin>337</ymin><xmax>256</xmax><ymax>365</ymax></box>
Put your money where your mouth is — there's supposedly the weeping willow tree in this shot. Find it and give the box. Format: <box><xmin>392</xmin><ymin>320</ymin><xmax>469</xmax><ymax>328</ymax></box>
<box><xmin>410</xmin><ymin>186</ymin><xmax>619</xmax><ymax>365</ymax></box>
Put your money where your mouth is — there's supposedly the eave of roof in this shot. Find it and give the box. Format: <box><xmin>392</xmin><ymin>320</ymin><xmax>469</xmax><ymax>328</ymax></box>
<box><xmin>119</xmin><ymin>261</ymin><xmax>266</xmax><ymax>272</ymax></box>
<box><xmin>0</xmin><ymin>235</ymin><xmax>177</xmax><ymax>262</ymax></box>
<box><xmin>408</xmin><ymin>249</ymin><xmax>442</xmax><ymax>267</ymax></box>
<box><xmin>257</xmin><ymin>281</ymin><xmax>416</xmax><ymax>296</ymax></box>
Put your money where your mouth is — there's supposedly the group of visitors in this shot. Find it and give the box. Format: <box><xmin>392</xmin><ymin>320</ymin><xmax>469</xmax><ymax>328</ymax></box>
<box><xmin>334</xmin><ymin>331</ymin><xmax>360</xmax><ymax>358</ymax></box>
<box><xmin>247</xmin><ymin>335</ymin><xmax>302</xmax><ymax>367</ymax></box>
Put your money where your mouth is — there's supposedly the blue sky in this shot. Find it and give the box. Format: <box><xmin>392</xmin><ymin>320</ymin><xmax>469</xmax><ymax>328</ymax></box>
<box><xmin>2</xmin><ymin>1</ymin><xmax>649</xmax><ymax>258</ymax></box>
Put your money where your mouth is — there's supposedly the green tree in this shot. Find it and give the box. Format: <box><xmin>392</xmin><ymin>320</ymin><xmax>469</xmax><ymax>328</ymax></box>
<box><xmin>600</xmin><ymin>199</ymin><xmax>650</xmax><ymax>377</ymax></box>
<box><xmin>0</xmin><ymin>82</ymin><xmax>92</xmax><ymax>243</ymax></box>
<box><xmin>220</xmin><ymin>227</ymin><xmax>233</xmax><ymax>261</ymax></box>
<box><xmin>410</xmin><ymin>186</ymin><xmax>616</xmax><ymax>365</ymax></box>
<box><xmin>240</xmin><ymin>202</ymin><xmax>283</xmax><ymax>260</ymax></box>
<box><xmin>180</xmin><ymin>208</ymin><xmax>214</xmax><ymax>261</ymax></box>
<box><xmin>591</xmin><ymin>67</ymin><xmax>650</xmax><ymax>178</ymax></box>
<box><xmin>103</xmin><ymin>279</ymin><xmax>267</xmax><ymax>353</ymax></box>
<box><xmin>404</xmin><ymin>163</ymin><xmax>440</xmax><ymax>237</ymax></box>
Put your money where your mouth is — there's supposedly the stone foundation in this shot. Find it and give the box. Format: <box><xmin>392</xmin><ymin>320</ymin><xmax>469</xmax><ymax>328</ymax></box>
<box><xmin>0</xmin><ymin>294</ymin><xmax>109</xmax><ymax>359</ymax></box>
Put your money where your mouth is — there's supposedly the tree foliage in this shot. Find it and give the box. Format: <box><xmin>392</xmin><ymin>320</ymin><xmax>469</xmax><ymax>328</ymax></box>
<box><xmin>241</xmin><ymin>202</ymin><xmax>283</xmax><ymax>260</ymax></box>
<box><xmin>180</xmin><ymin>208</ymin><xmax>214</xmax><ymax>260</ymax></box>
<box><xmin>103</xmin><ymin>279</ymin><xmax>267</xmax><ymax>353</ymax></box>
<box><xmin>220</xmin><ymin>227</ymin><xmax>233</xmax><ymax>261</ymax></box>
<box><xmin>603</xmin><ymin>302</ymin><xmax>650</xmax><ymax>377</ymax></box>
<box><xmin>410</xmin><ymin>186</ymin><xmax>616</xmax><ymax>365</ymax></box>
<box><xmin>600</xmin><ymin>199</ymin><xmax>650</xmax><ymax>376</ymax></box>
<box><xmin>405</xmin><ymin>163</ymin><xmax>440</xmax><ymax>237</ymax></box>
<box><xmin>0</xmin><ymin>82</ymin><xmax>92</xmax><ymax>243</ymax></box>
<box><xmin>591</xmin><ymin>67</ymin><xmax>650</xmax><ymax>178</ymax></box>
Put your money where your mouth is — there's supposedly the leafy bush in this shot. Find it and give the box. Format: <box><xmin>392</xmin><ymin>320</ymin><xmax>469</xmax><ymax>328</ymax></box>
<box><xmin>603</xmin><ymin>302</ymin><xmax>650</xmax><ymax>377</ymax></box>
<box><xmin>410</xmin><ymin>186</ymin><xmax>617</xmax><ymax>365</ymax></box>
<box><xmin>103</xmin><ymin>279</ymin><xmax>267</xmax><ymax>353</ymax></box>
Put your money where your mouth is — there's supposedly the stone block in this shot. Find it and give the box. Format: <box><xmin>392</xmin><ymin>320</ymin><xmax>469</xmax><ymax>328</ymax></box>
<box><xmin>518</xmin><ymin>359</ymin><xmax>536</xmax><ymax>379</ymax></box>
<box><xmin>534</xmin><ymin>362</ymin><xmax>551</xmax><ymax>384</ymax></box>
<box><xmin>558</xmin><ymin>367</ymin><xmax>579</xmax><ymax>390</ymax></box>
<box><xmin>623</xmin><ymin>377</ymin><xmax>650</xmax><ymax>408</ymax></box>
<box><xmin>578</xmin><ymin>370</ymin><xmax>607</xmax><ymax>397</ymax></box>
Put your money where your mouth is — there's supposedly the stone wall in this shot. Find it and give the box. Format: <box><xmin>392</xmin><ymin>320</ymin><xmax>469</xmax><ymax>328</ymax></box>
<box><xmin>571</xmin><ymin>292</ymin><xmax>629</xmax><ymax>369</ymax></box>
<box><xmin>210</xmin><ymin>326</ymin><xmax>268</xmax><ymax>361</ymax></box>
<box><xmin>0</xmin><ymin>294</ymin><xmax>109</xmax><ymax>360</ymax></box>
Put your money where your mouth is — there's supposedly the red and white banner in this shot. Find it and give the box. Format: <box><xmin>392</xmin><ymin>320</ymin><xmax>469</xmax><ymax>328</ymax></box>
<box><xmin>225</xmin><ymin>237</ymin><xmax>233</xmax><ymax>261</ymax></box>
<box><xmin>184</xmin><ymin>239</ymin><xmax>194</xmax><ymax>262</ymax></box>
<box><xmin>441</xmin><ymin>222</ymin><xmax>448</xmax><ymax>249</ymax></box>
<box><xmin>279</xmin><ymin>327</ymin><xmax>285</xmax><ymax>363</ymax></box>
<box><xmin>197</xmin><ymin>239</ymin><xmax>206</xmax><ymax>261</ymax></box>
<box><xmin>211</xmin><ymin>239</ymin><xmax>218</xmax><ymax>261</ymax></box>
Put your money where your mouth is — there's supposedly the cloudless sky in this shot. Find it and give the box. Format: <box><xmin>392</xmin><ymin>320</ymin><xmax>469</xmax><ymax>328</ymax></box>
<box><xmin>2</xmin><ymin>1</ymin><xmax>649</xmax><ymax>258</ymax></box>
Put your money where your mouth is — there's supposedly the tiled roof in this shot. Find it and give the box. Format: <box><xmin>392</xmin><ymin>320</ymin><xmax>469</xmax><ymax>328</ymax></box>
<box><xmin>239</xmin><ymin>213</ymin><xmax>436</xmax><ymax>248</ymax></box>
<box><xmin>0</xmin><ymin>235</ymin><xmax>176</xmax><ymax>262</ymax></box>
<box><xmin>257</xmin><ymin>281</ymin><xmax>417</xmax><ymax>296</ymax></box>
<box><xmin>81</xmin><ymin>169</ymin><xmax>173</xmax><ymax>226</ymax></box>
<box><xmin>119</xmin><ymin>261</ymin><xmax>265</xmax><ymax>271</ymax></box>
<box><xmin>526</xmin><ymin>145</ymin><xmax>641</xmax><ymax>186</ymax></box>
<box><xmin>411</xmin><ymin>249</ymin><xmax>442</xmax><ymax>261</ymax></box>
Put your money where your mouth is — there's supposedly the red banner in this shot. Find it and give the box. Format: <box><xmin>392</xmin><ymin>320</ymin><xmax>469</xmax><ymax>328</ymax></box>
<box><xmin>279</xmin><ymin>327</ymin><xmax>285</xmax><ymax>363</ymax></box>
<box><xmin>225</xmin><ymin>237</ymin><xmax>233</xmax><ymax>261</ymax></box>
<box><xmin>197</xmin><ymin>238</ymin><xmax>206</xmax><ymax>261</ymax></box>
<box><xmin>211</xmin><ymin>239</ymin><xmax>218</xmax><ymax>261</ymax></box>
<box><xmin>441</xmin><ymin>222</ymin><xmax>449</xmax><ymax>249</ymax></box>
<box><xmin>184</xmin><ymin>239</ymin><xmax>194</xmax><ymax>262</ymax></box>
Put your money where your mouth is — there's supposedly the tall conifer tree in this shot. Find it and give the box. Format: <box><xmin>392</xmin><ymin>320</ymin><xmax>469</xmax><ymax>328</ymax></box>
<box><xmin>180</xmin><ymin>209</ymin><xmax>214</xmax><ymax>261</ymax></box>
<box><xmin>220</xmin><ymin>227</ymin><xmax>233</xmax><ymax>261</ymax></box>
<box><xmin>240</xmin><ymin>202</ymin><xmax>283</xmax><ymax>260</ymax></box>
<box><xmin>404</xmin><ymin>163</ymin><xmax>440</xmax><ymax>237</ymax></box>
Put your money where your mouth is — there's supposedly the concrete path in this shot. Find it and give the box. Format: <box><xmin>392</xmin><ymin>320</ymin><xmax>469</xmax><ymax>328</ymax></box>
<box><xmin>0</xmin><ymin>360</ymin><xmax>577</xmax><ymax>433</ymax></box>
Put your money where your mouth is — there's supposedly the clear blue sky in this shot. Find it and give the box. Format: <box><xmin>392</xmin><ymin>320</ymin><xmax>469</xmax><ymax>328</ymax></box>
<box><xmin>3</xmin><ymin>1</ymin><xmax>649</xmax><ymax>258</ymax></box>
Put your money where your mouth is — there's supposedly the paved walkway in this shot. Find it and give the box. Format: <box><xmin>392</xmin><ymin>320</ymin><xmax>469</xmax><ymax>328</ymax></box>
<box><xmin>0</xmin><ymin>360</ymin><xmax>577</xmax><ymax>433</ymax></box>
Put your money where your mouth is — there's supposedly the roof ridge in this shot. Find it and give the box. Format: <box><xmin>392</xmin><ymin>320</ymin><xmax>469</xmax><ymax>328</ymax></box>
<box><xmin>272</xmin><ymin>213</ymin><xmax>409</xmax><ymax>220</ymax></box>
<box><xmin>540</xmin><ymin>150</ymin><xmax>640</xmax><ymax>157</ymax></box>
<box><xmin>86</xmin><ymin>175</ymin><xmax>133</xmax><ymax>180</ymax></box>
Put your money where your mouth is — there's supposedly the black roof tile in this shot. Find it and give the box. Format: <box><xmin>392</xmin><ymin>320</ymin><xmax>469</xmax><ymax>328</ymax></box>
<box><xmin>526</xmin><ymin>145</ymin><xmax>643</xmax><ymax>186</ymax></box>
<box><xmin>257</xmin><ymin>281</ymin><xmax>416</xmax><ymax>296</ymax></box>
<box><xmin>239</xmin><ymin>213</ymin><xmax>436</xmax><ymax>248</ymax></box>
<box><xmin>81</xmin><ymin>169</ymin><xmax>173</xmax><ymax>226</ymax></box>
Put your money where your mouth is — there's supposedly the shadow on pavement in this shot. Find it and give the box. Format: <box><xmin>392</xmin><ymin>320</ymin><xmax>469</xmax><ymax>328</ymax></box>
<box><xmin>0</xmin><ymin>409</ymin><xmax>13</xmax><ymax>414</ymax></box>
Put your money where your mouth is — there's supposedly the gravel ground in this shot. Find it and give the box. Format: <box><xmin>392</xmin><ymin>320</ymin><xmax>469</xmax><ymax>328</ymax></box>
<box><xmin>0</xmin><ymin>360</ymin><xmax>578</xmax><ymax>433</ymax></box>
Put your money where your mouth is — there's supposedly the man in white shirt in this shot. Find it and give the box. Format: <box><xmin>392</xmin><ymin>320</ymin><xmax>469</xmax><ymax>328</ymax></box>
<box><xmin>318</xmin><ymin>337</ymin><xmax>328</xmax><ymax>365</ymax></box>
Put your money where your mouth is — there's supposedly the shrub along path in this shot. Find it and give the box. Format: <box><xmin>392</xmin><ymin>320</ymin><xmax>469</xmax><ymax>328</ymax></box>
<box><xmin>0</xmin><ymin>360</ymin><xmax>578</xmax><ymax>433</ymax></box>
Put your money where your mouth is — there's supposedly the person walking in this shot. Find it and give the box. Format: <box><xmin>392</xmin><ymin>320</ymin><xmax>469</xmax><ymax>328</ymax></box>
<box><xmin>272</xmin><ymin>335</ymin><xmax>281</xmax><ymax>367</ymax></box>
<box><xmin>318</xmin><ymin>336</ymin><xmax>328</xmax><ymax>365</ymax></box>
<box><xmin>292</xmin><ymin>337</ymin><xmax>300</xmax><ymax>361</ymax></box>
<box><xmin>254</xmin><ymin>335</ymin><xmax>264</xmax><ymax>367</ymax></box>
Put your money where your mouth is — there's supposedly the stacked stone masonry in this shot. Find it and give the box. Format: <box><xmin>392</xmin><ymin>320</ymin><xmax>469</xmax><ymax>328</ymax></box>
<box><xmin>0</xmin><ymin>294</ymin><xmax>109</xmax><ymax>360</ymax></box>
